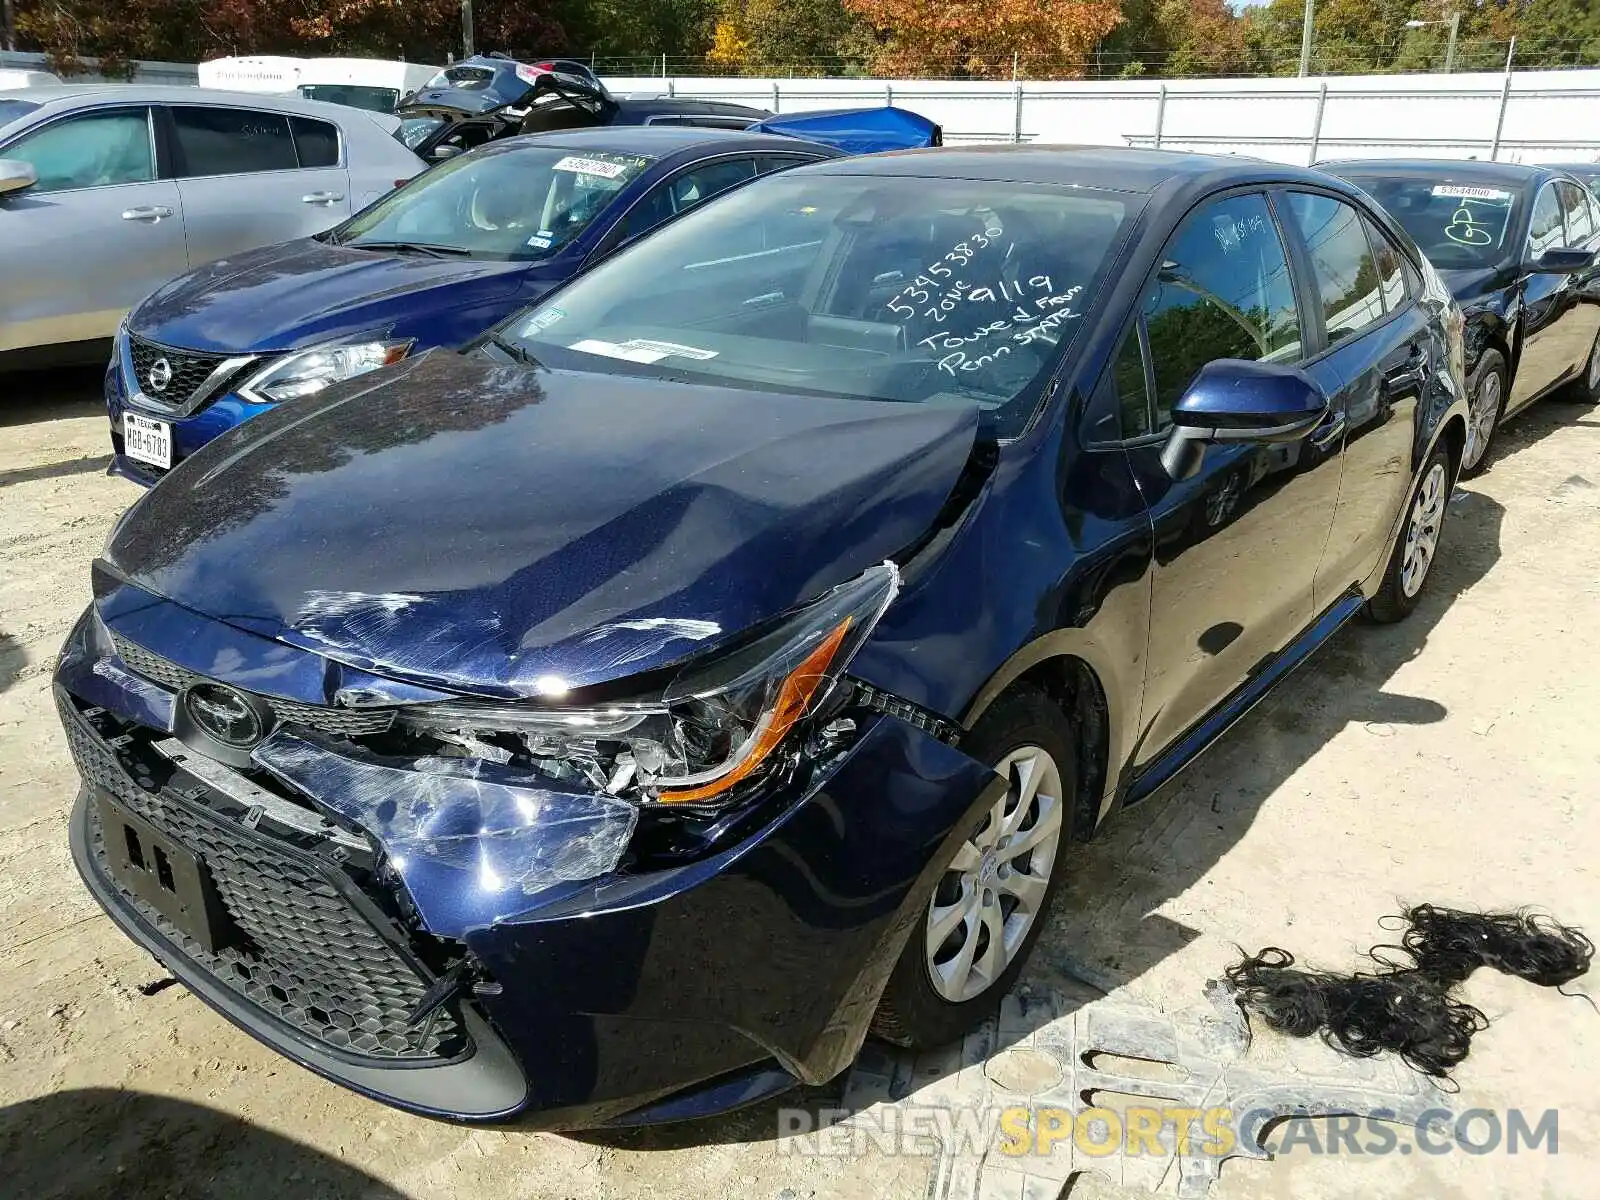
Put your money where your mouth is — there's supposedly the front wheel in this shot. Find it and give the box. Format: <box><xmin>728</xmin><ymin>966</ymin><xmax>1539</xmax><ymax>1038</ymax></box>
<box><xmin>1459</xmin><ymin>349</ymin><xmax>1506</xmax><ymax>477</ymax></box>
<box><xmin>871</xmin><ymin>686</ymin><xmax>1077</xmax><ymax>1049</ymax></box>
<box><xmin>1367</xmin><ymin>445</ymin><xmax>1452</xmax><ymax>624</ymax></box>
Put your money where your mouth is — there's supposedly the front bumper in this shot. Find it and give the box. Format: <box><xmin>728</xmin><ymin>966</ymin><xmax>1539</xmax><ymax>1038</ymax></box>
<box><xmin>56</xmin><ymin>608</ymin><xmax>1002</xmax><ymax>1126</ymax></box>
<box><xmin>104</xmin><ymin>343</ymin><xmax>273</xmax><ymax>487</ymax></box>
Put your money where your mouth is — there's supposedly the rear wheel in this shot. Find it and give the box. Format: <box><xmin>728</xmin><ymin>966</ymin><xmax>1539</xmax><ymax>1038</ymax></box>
<box><xmin>872</xmin><ymin>687</ymin><xmax>1077</xmax><ymax>1048</ymax></box>
<box><xmin>1459</xmin><ymin>349</ymin><xmax>1506</xmax><ymax>477</ymax></box>
<box><xmin>1367</xmin><ymin>445</ymin><xmax>1452</xmax><ymax>624</ymax></box>
<box><xmin>1560</xmin><ymin>329</ymin><xmax>1600</xmax><ymax>404</ymax></box>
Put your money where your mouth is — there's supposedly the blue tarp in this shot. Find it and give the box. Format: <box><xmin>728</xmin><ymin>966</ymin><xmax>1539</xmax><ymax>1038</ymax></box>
<box><xmin>746</xmin><ymin>106</ymin><xmax>942</xmax><ymax>155</ymax></box>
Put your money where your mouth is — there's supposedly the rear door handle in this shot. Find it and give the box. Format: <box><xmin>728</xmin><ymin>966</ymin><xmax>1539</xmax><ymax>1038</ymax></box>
<box><xmin>121</xmin><ymin>205</ymin><xmax>173</xmax><ymax>222</ymax></box>
<box><xmin>300</xmin><ymin>191</ymin><xmax>344</xmax><ymax>205</ymax></box>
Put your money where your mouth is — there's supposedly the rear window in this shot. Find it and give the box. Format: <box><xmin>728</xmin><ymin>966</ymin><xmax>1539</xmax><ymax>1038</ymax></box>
<box><xmin>426</xmin><ymin>66</ymin><xmax>495</xmax><ymax>90</ymax></box>
<box><xmin>171</xmin><ymin>106</ymin><xmax>297</xmax><ymax>176</ymax></box>
<box><xmin>0</xmin><ymin>98</ymin><xmax>39</xmax><ymax>132</ymax></box>
<box><xmin>290</xmin><ymin>115</ymin><xmax>339</xmax><ymax>167</ymax></box>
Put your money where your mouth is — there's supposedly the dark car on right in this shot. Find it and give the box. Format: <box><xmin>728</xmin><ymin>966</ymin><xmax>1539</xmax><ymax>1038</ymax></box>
<box><xmin>1326</xmin><ymin>159</ymin><xmax>1600</xmax><ymax>473</ymax></box>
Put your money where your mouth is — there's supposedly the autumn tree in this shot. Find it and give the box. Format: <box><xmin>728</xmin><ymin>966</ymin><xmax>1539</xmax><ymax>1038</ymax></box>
<box><xmin>844</xmin><ymin>0</ymin><xmax>1123</xmax><ymax>78</ymax></box>
<box><xmin>711</xmin><ymin>0</ymin><xmax>871</xmax><ymax>73</ymax></box>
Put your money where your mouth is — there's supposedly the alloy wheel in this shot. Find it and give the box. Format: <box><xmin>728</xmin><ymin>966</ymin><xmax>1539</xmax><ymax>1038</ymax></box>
<box><xmin>1461</xmin><ymin>369</ymin><xmax>1501</xmax><ymax>472</ymax></box>
<box><xmin>1401</xmin><ymin>462</ymin><xmax>1448</xmax><ymax>598</ymax></box>
<box><xmin>924</xmin><ymin>745</ymin><xmax>1065</xmax><ymax>1003</ymax></box>
<box><xmin>1588</xmin><ymin>335</ymin><xmax>1600</xmax><ymax>394</ymax></box>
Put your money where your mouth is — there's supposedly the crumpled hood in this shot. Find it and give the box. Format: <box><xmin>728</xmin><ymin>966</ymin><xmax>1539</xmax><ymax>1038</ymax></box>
<box><xmin>131</xmin><ymin>238</ymin><xmax>533</xmax><ymax>354</ymax></box>
<box><xmin>101</xmin><ymin>352</ymin><xmax>980</xmax><ymax>698</ymax></box>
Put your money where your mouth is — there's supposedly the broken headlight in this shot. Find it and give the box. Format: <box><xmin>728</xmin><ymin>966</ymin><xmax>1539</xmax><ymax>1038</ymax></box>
<box><xmin>396</xmin><ymin>562</ymin><xmax>899</xmax><ymax>806</ymax></box>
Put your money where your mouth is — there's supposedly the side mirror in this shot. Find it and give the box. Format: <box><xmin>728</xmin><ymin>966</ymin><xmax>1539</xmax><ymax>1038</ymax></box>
<box><xmin>428</xmin><ymin>144</ymin><xmax>464</xmax><ymax>162</ymax></box>
<box><xmin>0</xmin><ymin>159</ymin><xmax>38</xmax><ymax>197</ymax></box>
<box><xmin>1529</xmin><ymin>246</ymin><xmax>1596</xmax><ymax>273</ymax></box>
<box><xmin>1161</xmin><ymin>359</ymin><xmax>1329</xmax><ymax>480</ymax></box>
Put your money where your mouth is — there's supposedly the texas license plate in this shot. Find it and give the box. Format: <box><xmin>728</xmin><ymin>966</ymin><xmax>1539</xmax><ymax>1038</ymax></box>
<box><xmin>96</xmin><ymin>792</ymin><xmax>231</xmax><ymax>952</ymax></box>
<box><xmin>123</xmin><ymin>411</ymin><xmax>172</xmax><ymax>469</ymax></box>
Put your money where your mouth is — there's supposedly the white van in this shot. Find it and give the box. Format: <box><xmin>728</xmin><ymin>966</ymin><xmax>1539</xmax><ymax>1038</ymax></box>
<box><xmin>0</xmin><ymin>69</ymin><xmax>64</xmax><ymax>89</ymax></box>
<box><xmin>198</xmin><ymin>56</ymin><xmax>437</xmax><ymax>113</ymax></box>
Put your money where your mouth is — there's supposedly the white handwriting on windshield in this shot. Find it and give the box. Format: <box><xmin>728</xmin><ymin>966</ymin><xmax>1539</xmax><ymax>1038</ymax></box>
<box><xmin>926</xmin><ymin>285</ymin><xmax>1085</xmax><ymax>376</ymax></box>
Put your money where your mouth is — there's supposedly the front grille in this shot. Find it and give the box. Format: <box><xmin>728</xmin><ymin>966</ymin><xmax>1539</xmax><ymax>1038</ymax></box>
<box><xmin>110</xmin><ymin>633</ymin><xmax>397</xmax><ymax>738</ymax></box>
<box><xmin>127</xmin><ymin>335</ymin><xmax>229</xmax><ymax>408</ymax></box>
<box><xmin>63</xmin><ymin>696</ymin><xmax>467</xmax><ymax>1062</ymax></box>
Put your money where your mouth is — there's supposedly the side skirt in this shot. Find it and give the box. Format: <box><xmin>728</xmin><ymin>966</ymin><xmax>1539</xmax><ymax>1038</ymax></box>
<box><xmin>1122</xmin><ymin>590</ymin><xmax>1367</xmax><ymax>805</ymax></box>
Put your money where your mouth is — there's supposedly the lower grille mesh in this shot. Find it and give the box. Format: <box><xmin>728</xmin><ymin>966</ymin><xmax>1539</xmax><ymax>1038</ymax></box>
<box><xmin>63</xmin><ymin>697</ymin><xmax>466</xmax><ymax>1062</ymax></box>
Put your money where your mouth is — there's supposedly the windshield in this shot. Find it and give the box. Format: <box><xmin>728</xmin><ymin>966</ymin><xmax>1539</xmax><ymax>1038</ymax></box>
<box><xmin>1347</xmin><ymin>177</ymin><xmax>1520</xmax><ymax>269</ymax></box>
<box><xmin>498</xmin><ymin>174</ymin><xmax>1133</xmax><ymax>437</ymax></box>
<box><xmin>426</xmin><ymin>66</ymin><xmax>495</xmax><ymax>89</ymax></box>
<box><xmin>332</xmin><ymin>145</ymin><xmax>651</xmax><ymax>259</ymax></box>
<box><xmin>298</xmin><ymin>84</ymin><xmax>400</xmax><ymax>113</ymax></box>
<box><xmin>0</xmin><ymin>98</ymin><xmax>40</xmax><ymax>133</ymax></box>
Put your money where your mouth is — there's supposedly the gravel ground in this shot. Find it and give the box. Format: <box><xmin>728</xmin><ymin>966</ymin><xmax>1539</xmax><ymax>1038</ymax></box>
<box><xmin>1</xmin><ymin>368</ymin><xmax>1596</xmax><ymax>1199</ymax></box>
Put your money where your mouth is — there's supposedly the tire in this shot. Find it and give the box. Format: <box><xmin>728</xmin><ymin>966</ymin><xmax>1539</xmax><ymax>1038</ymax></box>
<box><xmin>1458</xmin><ymin>349</ymin><xmax>1506</xmax><ymax>478</ymax></box>
<box><xmin>1367</xmin><ymin>444</ymin><xmax>1453</xmax><ymax>624</ymax></box>
<box><xmin>871</xmin><ymin>686</ymin><xmax>1077</xmax><ymax>1049</ymax></box>
<box><xmin>1559</xmin><ymin>327</ymin><xmax>1600</xmax><ymax>404</ymax></box>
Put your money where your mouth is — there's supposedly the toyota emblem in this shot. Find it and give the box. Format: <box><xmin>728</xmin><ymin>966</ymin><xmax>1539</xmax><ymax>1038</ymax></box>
<box><xmin>183</xmin><ymin>683</ymin><xmax>268</xmax><ymax>749</ymax></box>
<box><xmin>147</xmin><ymin>357</ymin><xmax>174</xmax><ymax>393</ymax></box>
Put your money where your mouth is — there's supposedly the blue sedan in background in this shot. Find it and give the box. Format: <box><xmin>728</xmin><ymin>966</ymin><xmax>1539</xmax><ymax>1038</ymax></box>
<box><xmin>106</xmin><ymin>122</ymin><xmax>892</xmax><ymax>483</ymax></box>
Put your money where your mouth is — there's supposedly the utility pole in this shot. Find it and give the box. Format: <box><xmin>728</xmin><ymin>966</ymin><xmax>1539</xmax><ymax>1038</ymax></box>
<box><xmin>1298</xmin><ymin>0</ymin><xmax>1315</xmax><ymax>78</ymax></box>
<box><xmin>2</xmin><ymin>0</ymin><xmax>14</xmax><ymax>54</ymax></box>
<box><xmin>461</xmin><ymin>0</ymin><xmax>474</xmax><ymax>59</ymax></box>
<box><xmin>1445</xmin><ymin>10</ymin><xmax>1461</xmax><ymax>73</ymax></box>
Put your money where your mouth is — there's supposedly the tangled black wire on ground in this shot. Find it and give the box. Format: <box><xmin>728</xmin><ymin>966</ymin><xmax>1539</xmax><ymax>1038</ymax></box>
<box><xmin>1224</xmin><ymin>906</ymin><xmax>1593</xmax><ymax>1083</ymax></box>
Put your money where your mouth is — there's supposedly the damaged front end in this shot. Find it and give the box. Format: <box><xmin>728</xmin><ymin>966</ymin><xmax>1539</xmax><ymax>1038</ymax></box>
<box><xmin>57</xmin><ymin>560</ymin><xmax>997</xmax><ymax>1124</ymax></box>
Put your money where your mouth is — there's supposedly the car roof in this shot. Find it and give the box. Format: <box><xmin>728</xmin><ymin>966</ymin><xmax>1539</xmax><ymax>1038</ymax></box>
<box><xmin>1322</xmin><ymin>158</ymin><xmax>1549</xmax><ymax>186</ymax></box>
<box><xmin>506</xmin><ymin>125</ymin><xmax>832</xmax><ymax>155</ymax></box>
<box><xmin>790</xmin><ymin>145</ymin><xmax>1338</xmax><ymax>193</ymax></box>
<box><xmin>0</xmin><ymin>84</ymin><xmax>382</xmax><ymax>122</ymax></box>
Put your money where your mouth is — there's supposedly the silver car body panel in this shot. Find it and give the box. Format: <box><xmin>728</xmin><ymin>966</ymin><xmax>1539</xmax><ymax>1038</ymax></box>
<box><xmin>0</xmin><ymin>85</ymin><xmax>423</xmax><ymax>354</ymax></box>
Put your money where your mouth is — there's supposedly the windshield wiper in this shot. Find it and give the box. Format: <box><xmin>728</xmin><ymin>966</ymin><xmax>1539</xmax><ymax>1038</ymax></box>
<box><xmin>347</xmin><ymin>241</ymin><xmax>474</xmax><ymax>258</ymax></box>
<box><xmin>486</xmin><ymin>335</ymin><xmax>541</xmax><ymax>367</ymax></box>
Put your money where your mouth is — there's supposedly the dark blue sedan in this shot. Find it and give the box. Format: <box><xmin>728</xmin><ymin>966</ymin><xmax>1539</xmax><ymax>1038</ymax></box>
<box><xmin>60</xmin><ymin>148</ymin><xmax>1469</xmax><ymax>1127</ymax></box>
<box><xmin>105</xmin><ymin>126</ymin><xmax>848</xmax><ymax>483</ymax></box>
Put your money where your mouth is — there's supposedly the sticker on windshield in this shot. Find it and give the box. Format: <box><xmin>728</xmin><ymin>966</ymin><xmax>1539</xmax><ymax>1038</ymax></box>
<box><xmin>553</xmin><ymin>155</ymin><xmax>630</xmax><ymax>179</ymax></box>
<box><xmin>619</xmin><ymin>339</ymin><xmax>718</xmax><ymax>361</ymax></box>
<box><xmin>526</xmin><ymin>307</ymin><xmax>566</xmax><ymax>331</ymax></box>
<box><xmin>569</xmin><ymin>338</ymin><xmax>668</xmax><ymax>363</ymax></box>
<box><xmin>1432</xmin><ymin>185</ymin><xmax>1513</xmax><ymax>202</ymax></box>
<box><xmin>526</xmin><ymin>234</ymin><xmax>553</xmax><ymax>249</ymax></box>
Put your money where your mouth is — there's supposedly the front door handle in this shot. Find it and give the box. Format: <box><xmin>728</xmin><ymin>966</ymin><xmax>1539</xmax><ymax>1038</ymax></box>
<box><xmin>121</xmin><ymin>205</ymin><xmax>173</xmax><ymax>222</ymax></box>
<box><xmin>300</xmin><ymin>191</ymin><xmax>344</xmax><ymax>205</ymax></box>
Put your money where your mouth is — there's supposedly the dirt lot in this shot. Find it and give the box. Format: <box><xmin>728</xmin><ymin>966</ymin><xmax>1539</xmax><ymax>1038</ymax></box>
<box><xmin>1</xmin><ymin>368</ymin><xmax>1597</xmax><ymax>1199</ymax></box>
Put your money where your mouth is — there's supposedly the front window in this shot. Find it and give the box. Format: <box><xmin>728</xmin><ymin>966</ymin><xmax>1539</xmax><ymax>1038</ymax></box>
<box><xmin>330</xmin><ymin>146</ymin><xmax>652</xmax><ymax>259</ymax></box>
<box><xmin>297</xmin><ymin>84</ymin><xmax>400</xmax><ymax>114</ymax></box>
<box><xmin>4</xmin><ymin>109</ymin><xmax>154</xmax><ymax>192</ymax></box>
<box><xmin>498</xmin><ymin>173</ymin><xmax>1135</xmax><ymax>438</ymax></box>
<box><xmin>1348</xmin><ymin>177</ymin><xmax>1520</xmax><ymax>269</ymax></box>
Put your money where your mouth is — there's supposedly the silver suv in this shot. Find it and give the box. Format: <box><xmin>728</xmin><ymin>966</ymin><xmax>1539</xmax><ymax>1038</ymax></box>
<box><xmin>0</xmin><ymin>85</ymin><xmax>425</xmax><ymax>365</ymax></box>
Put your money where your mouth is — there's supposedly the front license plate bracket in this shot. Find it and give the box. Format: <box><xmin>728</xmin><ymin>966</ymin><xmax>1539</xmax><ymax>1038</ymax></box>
<box><xmin>96</xmin><ymin>791</ymin><xmax>233</xmax><ymax>953</ymax></box>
